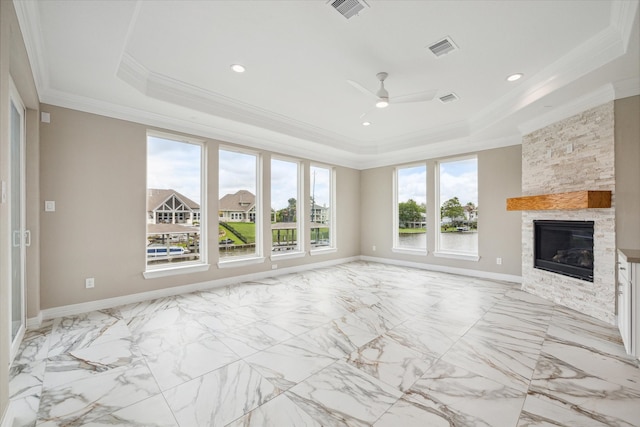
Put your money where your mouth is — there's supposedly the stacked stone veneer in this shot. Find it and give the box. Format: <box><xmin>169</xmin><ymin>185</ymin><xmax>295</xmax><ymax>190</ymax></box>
<box><xmin>521</xmin><ymin>102</ymin><xmax>615</xmax><ymax>324</ymax></box>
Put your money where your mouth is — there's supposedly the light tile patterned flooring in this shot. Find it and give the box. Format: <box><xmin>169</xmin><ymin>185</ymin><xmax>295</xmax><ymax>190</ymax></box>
<box><xmin>9</xmin><ymin>261</ymin><xmax>640</xmax><ymax>426</ymax></box>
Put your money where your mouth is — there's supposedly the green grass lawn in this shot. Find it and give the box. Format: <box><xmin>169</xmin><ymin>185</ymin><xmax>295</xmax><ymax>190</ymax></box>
<box><xmin>220</xmin><ymin>222</ymin><xmax>330</xmax><ymax>244</ymax></box>
<box><xmin>399</xmin><ymin>228</ymin><xmax>426</xmax><ymax>234</ymax></box>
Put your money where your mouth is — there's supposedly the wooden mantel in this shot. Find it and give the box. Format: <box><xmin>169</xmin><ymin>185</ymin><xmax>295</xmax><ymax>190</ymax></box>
<box><xmin>506</xmin><ymin>190</ymin><xmax>612</xmax><ymax>211</ymax></box>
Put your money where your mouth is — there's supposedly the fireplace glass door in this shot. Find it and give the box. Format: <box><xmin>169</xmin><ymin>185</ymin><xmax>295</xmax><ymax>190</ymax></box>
<box><xmin>534</xmin><ymin>220</ymin><xmax>594</xmax><ymax>282</ymax></box>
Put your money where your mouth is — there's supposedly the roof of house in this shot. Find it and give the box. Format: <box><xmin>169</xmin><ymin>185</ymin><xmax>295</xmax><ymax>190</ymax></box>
<box><xmin>148</xmin><ymin>189</ymin><xmax>200</xmax><ymax>211</ymax></box>
<box><xmin>219</xmin><ymin>190</ymin><xmax>255</xmax><ymax>213</ymax></box>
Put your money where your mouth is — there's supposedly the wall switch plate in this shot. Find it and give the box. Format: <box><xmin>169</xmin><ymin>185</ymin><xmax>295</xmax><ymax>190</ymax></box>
<box><xmin>41</xmin><ymin>112</ymin><xmax>50</xmax><ymax>123</ymax></box>
<box><xmin>372</xmin><ymin>245</ymin><xmax>376</xmax><ymax>251</ymax></box>
<box><xmin>85</xmin><ymin>278</ymin><xmax>95</xmax><ymax>289</ymax></box>
<box><xmin>566</xmin><ymin>143</ymin><xmax>573</xmax><ymax>154</ymax></box>
<box><xmin>45</xmin><ymin>201</ymin><xmax>56</xmax><ymax>212</ymax></box>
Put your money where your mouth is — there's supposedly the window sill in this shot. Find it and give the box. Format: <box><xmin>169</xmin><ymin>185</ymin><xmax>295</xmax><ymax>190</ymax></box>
<box><xmin>310</xmin><ymin>247</ymin><xmax>337</xmax><ymax>256</ymax></box>
<box><xmin>392</xmin><ymin>247</ymin><xmax>428</xmax><ymax>256</ymax></box>
<box><xmin>218</xmin><ymin>256</ymin><xmax>266</xmax><ymax>269</ymax></box>
<box><xmin>271</xmin><ymin>251</ymin><xmax>306</xmax><ymax>261</ymax></box>
<box><xmin>433</xmin><ymin>251</ymin><xmax>480</xmax><ymax>262</ymax></box>
<box><xmin>143</xmin><ymin>263</ymin><xmax>210</xmax><ymax>279</ymax></box>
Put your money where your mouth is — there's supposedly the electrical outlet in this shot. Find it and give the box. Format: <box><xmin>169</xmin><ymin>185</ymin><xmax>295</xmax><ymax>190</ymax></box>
<box><xmin>566</xmin><ymin>143</ymin><xmax>573</xmax><ymax>154</ymax></box>
<box><xmin>85</xmin><ymin>278</ymin><xmax>95</xmax><ymax>289</ymax></box>
<box><xmin>45</xmin><ymin>201</ymin><xmax>56</xmax><ymax>212</ymax></box>
<box><xmin>372</xmin><ymin>245</ymin><xmax>376</xmax><ymax>252</ymax></box>
<box><xmin>271</xmin><ymin>264</ymin><xmax>278</xmax><ymax>270</ymax></box>
<box><xmin>496</xmin><ymin>257</ymin><xmax>502</xmax><ymax>265</ymax></box>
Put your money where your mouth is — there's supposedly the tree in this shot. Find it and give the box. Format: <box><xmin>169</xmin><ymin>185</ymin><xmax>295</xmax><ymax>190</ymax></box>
<box><xmin>398</xmin><ymin>199</ymin><xmax>425</xmax><ymax>227</ymax></box>
<box><xmin>441</xmin><ymin>197</ymin><xmax>464</xmax><ymax>224</ymax></box>
<box><xmin>274</xmin><ymin>198</ymin><xmax>297</xmax><ymax>223</ymax></box>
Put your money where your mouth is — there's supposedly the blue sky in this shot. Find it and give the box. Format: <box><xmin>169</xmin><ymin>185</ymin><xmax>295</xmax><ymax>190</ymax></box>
<box><xmin>271</xmin><ymin>158</ymin><xmax>298</xmax><ymax>211</ymax></box>
<box><xmin>398</xmin><ymin>158</ymin><xmax>478</xmax><ymax>207</ymax></box>
<box><xmin>439</xmin><ymin>158</ymin><xmax>478</xmax><ymax>206</ymax></box>
<box><xmin>149</xmin><ymin>135</ymin><xmax>474</xmax><ymax>212</ymax></box>
<box><xmin>147</xmin><ymin>138</ymin><xmax>330</xmax><ymax>210</ymax></box>
<box><xmin>219</xmin><ymin>149</ymin><xmax>257</xmax><ymax>200</ymax></box>
<box><xmin>147</xmin><ymin>136</ymin><xmax>201</xmax><ymax>203</ymax></box>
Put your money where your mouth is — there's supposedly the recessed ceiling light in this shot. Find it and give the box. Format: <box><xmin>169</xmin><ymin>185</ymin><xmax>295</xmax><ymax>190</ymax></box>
<box><xmin>231</xmin><ymin>64</ymin><xmax>246</xmax><ymax>73</ymax></box>
<box><xmin>362</xmin><ymin>121</ymin><xmax>371</xmax><ymax>126</ymax></box>
<box><xmin>506</xmin><ymin>73</ymin><xmax>523</xmax><ymax>82</ymax></box>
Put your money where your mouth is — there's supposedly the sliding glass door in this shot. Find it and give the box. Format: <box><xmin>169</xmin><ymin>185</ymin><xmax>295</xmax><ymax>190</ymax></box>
<box><xmin>9</xmin><ymin>80</ymin><xmax>27</xmax><ymax>360</ymax></box>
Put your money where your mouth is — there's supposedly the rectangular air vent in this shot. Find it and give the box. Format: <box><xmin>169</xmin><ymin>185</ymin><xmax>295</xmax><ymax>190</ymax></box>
<box><xmin>439</xmin><ymin>93</ymin><xmax>459</xmax><ymax>103</ymax></box>
<box><xmin>428</xmin><ymin>37</ymin><xmax>458</xmax><ymax>57</ymax></box>
<box><xmin>329</xmin><ymin>0</ymin><xmax>369</xmax><ymax>19</ymax></box>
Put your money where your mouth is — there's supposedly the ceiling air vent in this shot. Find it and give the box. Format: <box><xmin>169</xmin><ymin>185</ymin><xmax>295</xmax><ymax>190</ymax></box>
<box><xmin>328</xmin><ymin>0</ymin><xmax>369</xmax><ymax>19</ymax></box>
<box><xmin>439</xmin><ymin>93</ymin><xmax>459</xmax><ymax>104</ymax></box>
<box><xmin>427</xmin><ymin>37</ymin><xmax>458</xmax><ymax>57</ymax></box>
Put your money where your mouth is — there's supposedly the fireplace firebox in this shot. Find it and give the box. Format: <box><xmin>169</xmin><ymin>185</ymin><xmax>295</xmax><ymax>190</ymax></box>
<box><xmin>534</xmin><ymin>220</ymin><xmax>594</xmax><ymax>282</ymax></box>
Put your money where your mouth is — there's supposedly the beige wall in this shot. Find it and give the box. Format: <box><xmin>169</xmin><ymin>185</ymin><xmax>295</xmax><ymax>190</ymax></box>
<box><xmin>38</xmin><ymin>104</ymin><xmax>361</xmax><ymax>310</ymax></box>
<box><xmin>359</xmin><ymin>145</ymin><xmax>522</xmax><ymax>277</ymax></box>
<box><xmin>615</xmin><ymin>95</ymin><xmax>640</xmax><ymax>250</ymax></box>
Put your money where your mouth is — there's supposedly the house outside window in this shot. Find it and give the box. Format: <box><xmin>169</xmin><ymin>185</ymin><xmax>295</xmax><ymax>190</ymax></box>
<box><xmin>310</xmin><ymin>165</ymin><xmax>335</xmax><ymax>251</ymax></box>
<box><xmin>219</xmin><ymin>148</ymin><xmax>262</xmax><ymax>261</ymax></box>
<box><xmin>146</xmin><ymin>133</ymin><xmax>205</xmax><ymax>271</ymax></box>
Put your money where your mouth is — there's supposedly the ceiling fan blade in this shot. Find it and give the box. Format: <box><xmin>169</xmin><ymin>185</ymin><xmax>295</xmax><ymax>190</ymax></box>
<box><xmin>347</xmin><ymin>79</ymin><xmax>377</xmax><ymax>99</ymax></box>
<box><xmin>392</xmin><ymin>89</ymin><xmax>438</xmax><ymax>104</ymax></box>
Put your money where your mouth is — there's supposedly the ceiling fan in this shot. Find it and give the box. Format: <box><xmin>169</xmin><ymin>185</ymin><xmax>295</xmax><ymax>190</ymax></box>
<box><xmin>348</xmin><ymin>72</ymin><xmax>437</xmax><ymax>109</ymax></box>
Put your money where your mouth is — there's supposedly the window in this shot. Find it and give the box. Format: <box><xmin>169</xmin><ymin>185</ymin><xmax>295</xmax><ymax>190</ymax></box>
<box><xmin>436</xmin><ymin>156</ymin><xmax>478</xmax><ymax>258</ymax></box>
<box><xmin>310</xmin><ymin>165</ymin><xmax>334</xmax><ymax>250</ymax></box>
<box><xmin>219</xmin><ymin>148</ymin><xmax>261</xmax><ymax>260</ymax></box>
<box><xmin>271</xmin><ymin>158</ymin><xmax>302</xmax><ymax>255</ymax></box>
<box><xmin>394</xmin><ymin>164</ymin><xmax>427</xmax><ymax>252</ymax></box>
<box><xmin>146</xmin><ymin>133</ymin><xmax>204</xmax><ymax>271</ymax></box>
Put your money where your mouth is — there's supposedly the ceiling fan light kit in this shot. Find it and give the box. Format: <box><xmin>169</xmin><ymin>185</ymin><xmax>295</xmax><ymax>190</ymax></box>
<box><xmin>375</xmin><ymin>98</ymin><xmax>389</xmax><ymax>108</ymax></box>
<box><xmin>349</xmin><ymin>71</ymin><xmax>439</xmax><ymax>114</ymax></box>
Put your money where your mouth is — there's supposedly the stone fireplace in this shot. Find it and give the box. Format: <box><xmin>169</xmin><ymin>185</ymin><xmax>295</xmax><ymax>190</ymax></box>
<box><xmin>521</xmin><ymin>102</ymin><xmax>615</xmax><ymax>324</ymax></box>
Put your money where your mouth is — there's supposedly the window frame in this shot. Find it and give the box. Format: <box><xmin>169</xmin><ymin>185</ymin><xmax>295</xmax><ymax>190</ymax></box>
<box><xmin>434</xmin><ymin>154</ymin><xmax>480</xmax><ymax>261</ymax></box>
<box><xmin>309</xmin><ymin>163</ymin><xmax>336</xmax><ymax>255</ymax></box>
<box><xmin>143</xmin><ymin>131</ymin><xmax>209</xmax><ymax>279</ymax></box>
<box><xmin>270</xmin><ymin>156</ymin><xmax>305</xmax><ymax>260</ymax></box>
<box><xmin>392</xmin><ymin>162</ymin><xmax>428</xmax><ymax>255</ymax></box>
<box><xmin>217</xmin><ymin>146</ymin><xmax>265</xmax><ymax>268</ymax></box>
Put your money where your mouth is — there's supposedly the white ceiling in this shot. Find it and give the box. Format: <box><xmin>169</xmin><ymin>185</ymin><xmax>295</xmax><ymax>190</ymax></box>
<box><xmin>14</xmin><ymin>0</ymin><xmax>640</xmax><ymax>169</ymax></box>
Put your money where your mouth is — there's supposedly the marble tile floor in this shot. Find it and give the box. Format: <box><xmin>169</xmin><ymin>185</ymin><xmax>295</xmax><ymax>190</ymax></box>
<box><xmin>8</xmin><ymin>261</ymin><xmax>640</xmax><ymax>426</ymax></box>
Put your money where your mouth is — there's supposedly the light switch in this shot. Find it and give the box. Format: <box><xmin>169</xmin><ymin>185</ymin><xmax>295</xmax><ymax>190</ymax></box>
<box><xmin>45</xmin><ymin>201</ymin><xmax>56</xmax><ymax>212</ymax></box>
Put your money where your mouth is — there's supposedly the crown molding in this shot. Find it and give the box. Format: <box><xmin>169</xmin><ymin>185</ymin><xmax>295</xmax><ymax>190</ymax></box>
<box><xmin>614</xmin><ymin>77</ymin><xmax>640</xmax><ymax>99</ymax></box>
<box><xmin>471</xmin><ymin>25</ymin><xmax>624</xmax><ymax>137</ymax></box>
<box><xmin>355</xmin><ymin>134</ymin><xmax>522</xmax><ymax>170</ymax></box>
<box><xmin>517</xmin><ymin>84</ymin><xmax>615</xmax><ymax>136</ymax></box>
<box><xmin>610</xmin><ymin>0</ymin><xmax>639</xmax><ymax>52</ymax></box>
<box><xmin>17</xmin><ymin>0</ymin><xmax>637</xmax><ymax>170</ymax></box>
<box><xmin>39</xmin><ymin>88</ymin><xmax>364</xmax><ymax>168</ymax></box>
<box><xmin>13</xmin><ymin>0</ymin><xmax>48</xmax><ymax>96</ymax></box>
<box><xmin>117</xmin><ymin>53</ymin><xmax>366</xmax><ymax>154</ymax></box>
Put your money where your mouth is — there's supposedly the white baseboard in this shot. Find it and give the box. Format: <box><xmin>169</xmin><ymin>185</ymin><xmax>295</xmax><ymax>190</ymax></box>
<box><xmin>26</xmin><ymin>311</ymin><xmax>43</xmax><ymax>330</ymax></box>
<box><xmin>359</xmin><ymin>255</ymin><xmax>523</xmax><ymax>284</ymax></box>
<box><xmin>32</xmin><ymin>255</ymin><xmax>520</xmax><ymax>322</ymax></box>
<box><xmin>38</xmin><ymin>256</ymin><xmax>360</xmax><ymax>321</ymax></box>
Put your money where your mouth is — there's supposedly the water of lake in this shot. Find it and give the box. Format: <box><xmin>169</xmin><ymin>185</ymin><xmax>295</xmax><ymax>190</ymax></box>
<box><xmin>398</xmin><ymin>232</ymin><xmax>478</xmax><ymax>253</ymax></box>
